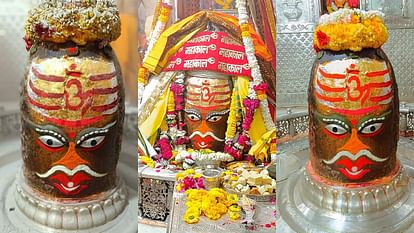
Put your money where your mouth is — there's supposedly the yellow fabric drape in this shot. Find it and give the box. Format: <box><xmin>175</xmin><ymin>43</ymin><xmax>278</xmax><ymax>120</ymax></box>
<box><xmin>139</xmin><ymin>82</ymin><xmax>172</xmax><ymax>139</ymax></box>
<box><xmin>235</xmin><ymin>76</ymin><xmax>267</xmax><ymax>144</ymax></box>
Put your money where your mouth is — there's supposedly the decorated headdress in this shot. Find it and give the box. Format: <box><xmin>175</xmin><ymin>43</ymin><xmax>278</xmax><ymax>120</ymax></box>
<box><xmin>138</xmin><ymin>1</ymin><xmax>276</xmax><ymax>164</ymax></box>
<box><xmin>24</xmin><ymin>0</ymin><xmax>121</xmax><ymax>46</ymax></box>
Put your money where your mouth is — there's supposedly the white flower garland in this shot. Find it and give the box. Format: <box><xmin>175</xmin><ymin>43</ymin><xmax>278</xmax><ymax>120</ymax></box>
<box><xmin>138</xmin><ymin>0</ymin><xmax>173</xmax><ymax>104</ymax></box>
<box><xmin>236</xmin><ymin>0</ymin><xmax>275</xmax><ymax>131</ymax></box>
<box><xmin>175</xmin><ymin>150</ymin><xmax>234</xmax><ymax>163</ymax></box>
<box><xmin>319</xmin><ymin>8</ymin><xmax>384</xmax><ymax>25</ymax></box>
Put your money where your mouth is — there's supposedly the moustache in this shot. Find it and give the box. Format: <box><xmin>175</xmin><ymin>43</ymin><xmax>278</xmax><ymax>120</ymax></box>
<box><xmin>189</xmin><ymin>131</ymin><xmax>224</xmax><ymax>142</ymax></box>
<box><xmin>36</xmin><ymin>164</ymin><xmax>107</xmax><ymax>178</ymax></box>
<box><xmin>323</xmin><ymin>149</ymin><xmax>388</xmax><ymax>165</ymax></box>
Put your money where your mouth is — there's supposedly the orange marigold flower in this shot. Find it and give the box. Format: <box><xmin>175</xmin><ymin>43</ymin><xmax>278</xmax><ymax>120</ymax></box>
<box><xmin>316</xmin><ymin>31</ymin><xmax>330</xmax><ymax>46</ymax></box>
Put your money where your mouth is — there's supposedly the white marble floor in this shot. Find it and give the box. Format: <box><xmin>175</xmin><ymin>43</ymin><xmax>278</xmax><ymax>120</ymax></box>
<box><xmin>138</xmin><ymin>223</ymin><xmax>167</xmax><ymax>233</ymax></box>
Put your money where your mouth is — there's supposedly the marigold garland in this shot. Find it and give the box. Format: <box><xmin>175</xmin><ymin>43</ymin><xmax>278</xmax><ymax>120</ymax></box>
<box><xmin>138</xmin><ymin>0</ymin><xmax>173</xmax><ymax>104</ymax></box>
<box><xmin>183</xmin><ymin>188</ymin><xmax>241</xmax><ymax>224</ymax></box>
<box><xmin>314</xmin><ymin>9</ymin><xmax>388</xmax><ymax>52</ymax></box>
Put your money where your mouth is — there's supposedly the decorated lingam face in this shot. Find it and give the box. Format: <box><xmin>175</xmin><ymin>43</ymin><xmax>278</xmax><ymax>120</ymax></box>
<box><xmin>309</xmin><ymin>50</ymin><xmax>399</xmax><ymax>183</ymax></box>
<box><xmin>21</xmin><ymin>46</ymin><xmax>123</xmax><ymax>197</ymax></box>
<box><xmin>184</xmin><ymin>71</ymin><xmax>232</xmax><ymax>151</ymax></box>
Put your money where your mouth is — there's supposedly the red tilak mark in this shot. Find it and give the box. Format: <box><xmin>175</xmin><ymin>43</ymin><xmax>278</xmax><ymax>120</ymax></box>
<box><xmin>45</xmin><ymin>115</ymin><xmax>104</xmax><ymax>128</ymax></box>
<box><xmin>316</xmin><ymin>78</ymin><xmax>346</xmax><ymax>92</ymax></box>
<box><xmin>365</xmin><ymin>69</ymin><xmax>389</xmax><ymax>78</ymax></box>
<box><xmin>89</xmin><ymin>72</ymin><xmax>116</xmax><ymax>81</ymax></box>
<box><xmin>91</xmin><ymin>98</ymin><xmax>119</xmax><ymax>112</ymax></box>
<box><xmin>36</xmin><ymin>139</ymin><xmax>64</xmax><ymax>152</ymax></box>
<box><xmin>68</xmin><ymin>132</ymin><xmax>76</xmax><ymax>139</ymax></box>
<box><xmin>89</xmin><ymin>86</ymin><xmax>119</xmax><ymax>95</ymax></box>
<box><xmin>28</xmin><ymin>96</ymin><xmax>61</xmax><ymax>110</ymax></box>
<box><xmin>350</xmin><ymin>119</ymin><xmax>358</xmax><ymax>127</ymax></box>
<box><xmin>370</xmin><ymin>91</ymin><xmax>393</xmax><ymax>103</ymax></box>
<box><xmin>315</xmin><ymin>92</ymin><xmax>344</xmax><ymax>102</ymax></box>
<box><xmin>350</xmin><ymin>64</ymin><xmax>356</xmax><ymax>69</ymax></box>
<box><xmin>323</xmin><ymin>128</ymin><xmax>347</xmax><ymax>139</ymax></box>
<box><xmin>318</xmin><ymin>68</ymin><xmax>346</xmax><ymax>79</ymax></box>
<box><xmin>65</xmin><ymin>70</ymin><xmax>82</xmax><ymax>77</ymax></box>
<box><xmin>32</xmin><ymin>67</ymin><xmax>65</xmax><ymax>82</ymax></box>
<box><xmin>331</xmin><ymin>105</ymin><xmax>381</xmax><ymax>116</ymax></box>
<box><xmin>29</xmin><ymin>80</ymin><xmax>64</xmax><ymax>98</ymax></box>
<box><xmin>69</xmin><ymin>64</ymin><xmax>77</xmax><ymax>70</ymax></box>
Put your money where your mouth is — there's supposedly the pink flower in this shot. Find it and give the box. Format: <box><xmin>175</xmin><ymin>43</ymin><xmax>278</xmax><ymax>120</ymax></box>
<box><xmin>183</xmin><ymin>177</ymin><xmax>195</xmax><ymax>190</ymax></box>
<box><xmin>195</xmin><ymin>178</ymin><xmax>205</xmax><ymax>189</ymax></box>
<box><xmin>225</xmin><ymin>144</ymin><xmax>243</xmax><ymax>160</ymax></box>
<box><xmin>156</xmin><ymin>138</ymin><xmax>173</xmax><ymax>160</ymax></box>
<box><xmin>253</xmin><ymin>82</ymin><xmax>268</xmax><ymax>92</ymax></box>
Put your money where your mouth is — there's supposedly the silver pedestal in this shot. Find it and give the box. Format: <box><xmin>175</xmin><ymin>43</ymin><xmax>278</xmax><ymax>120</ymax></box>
<box><xmin>0</xmin><ymin>108</ymin><xmax>138</xmax><ymax>233</ymax></box>
<box><xmin>277</xmin><ymin>138</ymin><xmax>414</xmax><ymax>233</ymax></box>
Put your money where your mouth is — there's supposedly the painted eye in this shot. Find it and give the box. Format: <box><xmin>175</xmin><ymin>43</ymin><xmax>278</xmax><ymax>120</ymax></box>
<box><xmin>325</xmin><ymin>124</ymin><xmax>347</xmax><ymax>135</ymax></box>
<box><xmin>207</xmin><ymin>115</ymin><xmax>223</xmax><ymax>123</ymax></box>
<box><xmin>39</xmin><ymin>135</ymin><xmax>64</xmax><ymax>148</ymax></box>
<box><xmin>360</xmin><ymin>123</ymin><xmax>383</xmax><ymax>134</ymax></box>
<box><xmin>80</xmin><ymin>136</ymin><xmax>105</xmax><ymax>148</ymax></box>
<box><xmin>186</xmin><ymin>113</ymin><xmax>201</xmax><ymax>121</ymax></box>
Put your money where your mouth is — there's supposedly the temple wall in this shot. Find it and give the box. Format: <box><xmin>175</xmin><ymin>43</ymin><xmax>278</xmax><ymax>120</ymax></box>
<box><xmin>276</xmin><ymin>0</ymin><xmax>414</xmax><ymax>108</ymax></box>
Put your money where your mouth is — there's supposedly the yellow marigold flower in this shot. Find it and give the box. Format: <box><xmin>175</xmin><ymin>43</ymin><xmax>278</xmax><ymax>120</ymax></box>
<box><xmin>216</xmin><ymin>203</ymin><xmax>228</xmax><ymax>214</ymax></box>
<box><xmin>186</xmin><ymin>206</ymin><xmax>201</xmax><ymax>216</ymax></box>
<box><xmin>193</xmin><ymin>173</ymin><xmax>202</xmax><ymax>179</ymax></box>
<box><xmin>229</xmin><ymin>211</ymin><xmax>240</xmax><ymax>220</ymax></box>
<box><xmin>176</xmin><ymin>172</ymin><xmax>185</xmax><ymax>180</ymax></box>
<box><xmin>185</xmin><ymin>169</ymin><xmax>195</xmax><ymax>175</ymax></box>
<box><xmin>314</xmin><ymin>9</ymin><xmax>388</xmax><ymax>52</ymax></box>
<box><xmin>187</xmin><ymin>190</ymin><xmax>207</xmax><ymax>201</ymax></box>
<box><xmin>229</xmin><ymin>205</ymin><xmax>241</xmax><ymax>212</ymax></box>
<box><xmin>186</xmin><ymin>200</ymin><xmax>202</xmax><ymax>208</ymax></box>
<box><xmin>204</xmin><ymin>206</ymin><xmax>222</xmax><ymax>220</ymax></box>
<box><xmin>183</xmin><ymin>211</ymin><xmax>200</xmax><ymax>224</ymax></box>
<box><xmin>222</xmin><ymin>199</ymin><xmax>232</xmax><ymax>207</ymax></box>
<box><xmin>227</xmin><ymin>194</ymin><xmax>239</xmax><ymax>205</ymax></box>
<box><xmin>201</xmin><ymin>196</ymin><xmax>217</xmax><ymax>211</ymax></box>
<box><xmin>209</xmin><ymin>189</ymin><xmax>226</xmax><ymax>201</ymax></box>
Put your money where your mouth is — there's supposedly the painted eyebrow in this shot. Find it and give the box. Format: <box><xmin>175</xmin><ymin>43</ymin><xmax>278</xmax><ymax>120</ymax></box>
<box><xmin>320</xmin><ymin>118</ymin><xmax>350</xmax><ymax>130</ymax></box>
<box><xmin>76</xmin><ymin>121</ymin><xmax>117</xmax><ymax>145</ymax></box>
<box><xmin>35</xmin><ymin>128</ymin><xmax>67</xmax><ymax>143</ymax></box>
<box><xmin>184</xmin><ymin>109</ymin><xmax>202</xmax><ymax>119</ymax></box>
<box><xmin>358</xmin><ymin>117</ymin><xmax>386</xmax><ymax>131</ymax></box>
<box><xmin>206</xmin><ymin>109</ymin><xmax>230</xmax><ymax>120</ymax></box>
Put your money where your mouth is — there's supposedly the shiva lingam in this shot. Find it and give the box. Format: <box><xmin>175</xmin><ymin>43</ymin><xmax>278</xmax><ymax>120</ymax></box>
<box><xmin>278</xmin><ymin>9</ymin><xmax>414</xmax><ymax>233</ymax></box>
<box><xmin>7</xmin><ymin>0</ymin><xmax>130</xmax><ymax>231</ymax></box>
<box><xmin>138</xmin><ymin>11</ymin><xmax>276</xmax><ymax>168</ymax></box>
